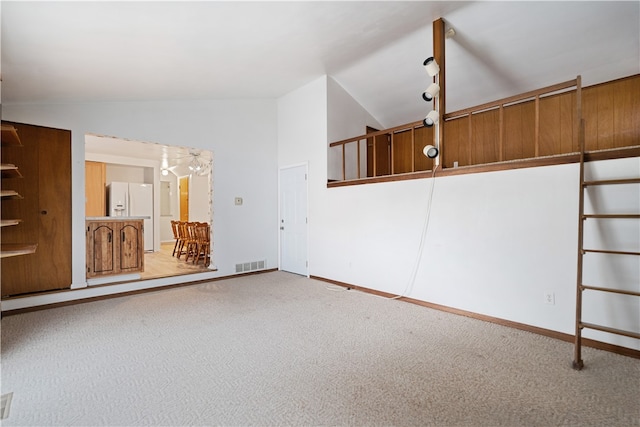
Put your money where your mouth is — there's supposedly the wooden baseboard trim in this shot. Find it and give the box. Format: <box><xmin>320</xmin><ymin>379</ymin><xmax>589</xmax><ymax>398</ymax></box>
<box><xmin>1</xmin><ymin>268</ymin><xmax>278</xmax><ymax>317</ymax></box>
<box><xmin>310</xmin><ymin>275</ymin><xmax>640</xmax><ymax>360</ymax></box>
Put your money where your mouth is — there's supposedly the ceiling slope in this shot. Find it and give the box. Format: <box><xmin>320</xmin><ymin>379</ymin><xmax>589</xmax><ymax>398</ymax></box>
<box><xmin>1</xmin><ymin>1</ymin><xmax>638</xmax><ymax>128</ymax></box>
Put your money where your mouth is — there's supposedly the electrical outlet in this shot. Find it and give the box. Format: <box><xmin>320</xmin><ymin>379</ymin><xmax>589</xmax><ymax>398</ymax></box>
<box><xmin>544</xmin><ymin>291</ymin><xmax>555</xmax><ymax>305</ymax></box>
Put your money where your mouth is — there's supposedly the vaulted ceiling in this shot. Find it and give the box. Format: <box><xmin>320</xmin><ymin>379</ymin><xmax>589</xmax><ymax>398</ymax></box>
<box><xmin>2</xmin><ymin>1</ymin><xmax>638</xmax><ymax>129</ymax></box>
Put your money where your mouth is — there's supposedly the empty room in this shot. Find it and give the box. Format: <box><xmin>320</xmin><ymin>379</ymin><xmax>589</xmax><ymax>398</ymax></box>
<box><xmin>1</xmin><ymin>1</ymin><xmax>638</xmax><ymax>426</ymax></box>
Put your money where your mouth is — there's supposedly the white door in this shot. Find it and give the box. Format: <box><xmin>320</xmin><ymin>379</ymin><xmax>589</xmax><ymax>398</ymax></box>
<box><xmin>279</xmin><ymin>164</ymin><xmax>308</xmax><ymax>276</ymax></box>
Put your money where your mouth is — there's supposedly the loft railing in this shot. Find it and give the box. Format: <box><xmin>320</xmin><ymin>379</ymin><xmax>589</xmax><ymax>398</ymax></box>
<box><xmin>328</xmin><ymin>76</ymin><xmax>587</xmax><ymax>183</ymax></box>
<box><xmin>442</xmin><ymin>77</ymin><xmax>580</xmax><ymax>165</ymax></box>
<box><xmin>328</xmin><ymin>120</ymin><xmax>435</xmax><ymax>182</ymax></box>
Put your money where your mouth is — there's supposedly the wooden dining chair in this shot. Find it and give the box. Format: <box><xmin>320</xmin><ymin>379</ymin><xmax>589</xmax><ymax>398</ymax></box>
<box><xmin>176</xmin><ymin>221</ymin><xmax>190</xmax><ymax>260</ymax></box>
<box><xmin>184</xmin><ymin>222</ymin><xmax>200</xmax><ymax>263</ymax></box>
<box><xmin>170</xmin><ymin>220</ymin><xmax>181</xmax><ymax>256</ymax></box>
<box><xmin>193</xmin><ymin>222</ymin><xmax>211</xmax><ymax>266</ymax></box>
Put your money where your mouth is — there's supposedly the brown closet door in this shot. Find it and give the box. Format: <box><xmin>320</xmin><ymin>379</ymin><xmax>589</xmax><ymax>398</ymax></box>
<box><xmin>1</xmin><ymin>122</ymin><xmax>72</xmax><ymax>296</ymax></box>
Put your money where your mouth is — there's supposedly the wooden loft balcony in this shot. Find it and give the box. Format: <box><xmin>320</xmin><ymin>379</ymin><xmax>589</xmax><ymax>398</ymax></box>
<box><xmin>328</xmin><ymin>74</ymin><xmax>640</xmax><ymax>187</ymax></box>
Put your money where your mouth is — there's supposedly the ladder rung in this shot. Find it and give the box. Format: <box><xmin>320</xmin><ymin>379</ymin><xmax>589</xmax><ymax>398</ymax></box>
<box><xmin>580</xmin><ymin>322</ymin><xmax>640</xmax><ymax>340</ymax></box>
<box><xmin>581</xmin><ymin>285</ymin><xmax>640</xmax><ymax>297</ymax></box>
<box><xmin>583</xmin><ymin>214</ymin><xmax>640</xmax><ymax>219</ymax></box>
<box><xmin>583</xmin><ymin>178</ymin><xmax>640</xmax><ymax>186</ymax></box>
<box><xmin>583</xmin><ymin>249</ymin><xmax>640</xmax><ymax>256</ymax></box>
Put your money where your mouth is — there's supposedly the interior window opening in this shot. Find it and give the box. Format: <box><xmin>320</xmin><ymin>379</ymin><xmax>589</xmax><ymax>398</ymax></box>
<box><xmin>84</xmin><ymin>134</ymin><xmax>213</xmax><ymax>283</ymax></box>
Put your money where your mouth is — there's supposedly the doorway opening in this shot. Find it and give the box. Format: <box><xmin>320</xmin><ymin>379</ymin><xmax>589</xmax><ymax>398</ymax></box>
<box><xmin>84</xmin><ymin>134</ymin><xmax>213</xmax><ymax>281</ymax></box>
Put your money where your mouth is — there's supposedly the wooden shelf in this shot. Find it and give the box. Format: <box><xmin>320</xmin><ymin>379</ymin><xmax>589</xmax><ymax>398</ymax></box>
<box><xmin>1</xmin><ymin>164</ymin><xmax>23</xmax><ymax>179</ymax></box>
<box><xmin>0</xmin><ymin>243</ymin><xmax>37</xmax><ymax>258</ymax></box>
<box><xmin>1</xmin><ymin>124</ymin><xmax>31</xmax><ymax>262</ymax></box>
<box><xmin>1</xmin><ymin>124</ymin><xmax>22</xmax><ymax>146</ymax></box>
<box><xmin>0</xmin><ymin>190</ymin><xmax>24</xmax><ymax>199</ymax></box>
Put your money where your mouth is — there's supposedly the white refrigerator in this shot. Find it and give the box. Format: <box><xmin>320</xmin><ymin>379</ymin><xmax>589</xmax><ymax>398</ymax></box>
<box><xmin>107</xmin><ymin>182</ymin><xmax>154</xmax><ymax>251</ymax></box>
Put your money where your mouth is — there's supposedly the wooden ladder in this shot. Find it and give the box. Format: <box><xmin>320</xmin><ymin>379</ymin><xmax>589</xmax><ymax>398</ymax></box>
<box><xmin>573</xmin><ymin>122</ymin><xmax>640</xmax><ymax>370</ymax></box>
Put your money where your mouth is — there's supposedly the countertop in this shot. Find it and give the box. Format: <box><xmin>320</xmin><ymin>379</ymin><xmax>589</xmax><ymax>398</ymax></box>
<box><xmin>86</xmin><ymin>216</ymin><xmax>150</xmax><ymax>221</ymax></box>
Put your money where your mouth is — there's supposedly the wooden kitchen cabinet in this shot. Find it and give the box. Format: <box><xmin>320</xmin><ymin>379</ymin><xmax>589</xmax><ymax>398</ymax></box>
<box><xmin>86</xmin><ymin>219</ymin><xmax>144</xmax><ymax>278</ymax></box>
<box><xmin>85</xmin><ymin>161</ymin><xmax>106</xmax><ymax>217</ymax></box>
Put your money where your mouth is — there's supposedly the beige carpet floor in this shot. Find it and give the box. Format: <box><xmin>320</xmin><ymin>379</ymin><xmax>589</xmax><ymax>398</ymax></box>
<box><xmin>1</xmin><ymin>271</ymin><xmax>638</xmax><ymax>426</ymax></box>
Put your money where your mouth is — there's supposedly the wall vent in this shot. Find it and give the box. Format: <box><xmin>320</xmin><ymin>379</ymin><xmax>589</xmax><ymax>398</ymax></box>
<box><xmin>235</xmin><ymin>259</ymin><xmax>266</xmax><ymax>273</ymax></box>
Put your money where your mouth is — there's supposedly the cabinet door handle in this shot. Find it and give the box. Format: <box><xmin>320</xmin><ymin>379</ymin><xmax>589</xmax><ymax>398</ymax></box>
<box><xmin>122</xmin><ymin>231</ymin><xmax>125</xmax><ymax>242</ymax></box>
<box><xmin>108</xmin><ymin>232</ymin><xmax>112</xmax><ymax>243</ymax></box>
<box><xmin>40</xmin><ymin>210</ymin><xmax>48</xmax><ymax>215</ymax></box>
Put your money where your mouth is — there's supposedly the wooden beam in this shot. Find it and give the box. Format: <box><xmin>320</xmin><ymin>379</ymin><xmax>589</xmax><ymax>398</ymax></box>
<box><xmin>433</xmin><ymin>18</ymin><xmax>446</xmax><ymax>165</ymax></box>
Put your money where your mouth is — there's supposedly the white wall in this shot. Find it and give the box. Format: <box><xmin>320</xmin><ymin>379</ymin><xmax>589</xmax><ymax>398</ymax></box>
<box><xmin>277</xmin><ymin>76</ymin><xmax>328</xmax><ymax>276</ymax></box>
<box><xmin>279</xmin><ymin>76</ymin><xmax>639</xmax><ymax>351</ymax></box>
<box><xmin>3</xmin><ymin>99</ymin><xmax>279</xmax><ymax>288</ymax></box>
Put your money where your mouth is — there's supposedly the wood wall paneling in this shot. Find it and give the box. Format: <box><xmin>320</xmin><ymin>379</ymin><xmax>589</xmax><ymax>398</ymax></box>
<box><xmin>330</xmin><ymin>76</ymin><xmax>637</xmax><ymax>183</ymax></box>
<box><xmin>85</xmin><ymin>161</ymin><xmax>106</xmax><ymax>216</ymax></box>
<box><xmin>613</xmin><ymin>77</ymin><xmax>639</xmax><ymax>147</ymax></box>
<box><xmin>472</xmin><ymin>109</ymin><xmax>500</xmax><ymax>165</ymax></box>
<box><xmin>582</xmin><ymin>87</ymin><xmax>599</xmax><ymax>151</ymax></box>
<box><xmin>439</xmin><ymin>75</ymin><xmax>639</xmax><ymax>169</ymax></box>
<box><xmin>537</xmin><ymin>91</ymin><xmax>577</xmax><ymax>157</ymax></box>
<box><xmin>503</xmin><ymin>104</ymin><xmax>523</xmax><ymax>161</ymax></box>
<box><xmin>539</xmin><ymin>95</ymin><xmax>560</xmax><ymax>156</ymax></box>
<box><xmin>1</xmin><ymin>122</ymin><xmax>72</xmax><ymax>296</ymax></box>
<box><xmin>442</xmin><ymin>119</ymin><xmax>456</xmax><ymax>168</ymax></box>
<box><xmin>505</xmin><ymin>101</ymin><xmax>536</xmax><ymax>161</ymax></box>
<box><xmin>331</xmin><ymin>75</ymin><xmax>638</xmax><ymax>183</ymax></box>
<box><xmin>414</xmin><ymin>126</ymin><xmax>434</xmax><ymax>171</ymax></box>
<box><xmin>443</xmin><ymin>118</ymin><xmax>463</xmax><ymax>168</ymax></box>
<box><xmin>374</xmin><ymin>133</ymin><xmax>391</xmax><ymax>176</ymax></box>
<box><xmin>598</xmin><ymin>83</ymin><xmax>615</xmax><ymax>149</ymax></box>
<box><xmin>392</xmin><ymin>130</ymin><xmax>413</xmax><ymax>174</ymax></box>
<box><xmin>560</xmin><ymin>92</ymin><xmax>575</xmax><ymax>154</ymax></box>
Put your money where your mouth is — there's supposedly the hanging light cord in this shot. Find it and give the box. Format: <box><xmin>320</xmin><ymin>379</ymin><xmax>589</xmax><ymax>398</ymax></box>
<box><xmin>391</xmin><ymin>164</ymin><xmax>439</xmax><ymax>300</ymax></box>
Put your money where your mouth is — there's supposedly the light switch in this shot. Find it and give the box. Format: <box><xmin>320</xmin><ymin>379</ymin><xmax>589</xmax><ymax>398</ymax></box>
<box><xmin>234</xmin><ymin>197</ymin><xmax>243</xmax><ymax>206</ymax></box>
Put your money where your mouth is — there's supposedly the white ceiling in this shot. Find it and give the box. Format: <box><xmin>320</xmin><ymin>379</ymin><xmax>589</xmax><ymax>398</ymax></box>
<box><xmin>84</xmin><ymin>133</ymin><xmax>213</xmax><ymax>177</ymax></box>
<box><xmin>2</xmin><ymin>1</ymin><xmax>639</xmax><ymax>167</ymax></box>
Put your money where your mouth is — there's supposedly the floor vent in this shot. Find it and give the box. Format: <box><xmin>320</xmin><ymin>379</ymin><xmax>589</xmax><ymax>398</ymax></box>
<box><xmin>1</xmin><ymin>392</ymin><xmax>13</xmax><ymax>420</ymax></box>
<box><xmin>235</xmin><ymin>260</ymin><xmax>266</xmax><ymax>273</ymax></box>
